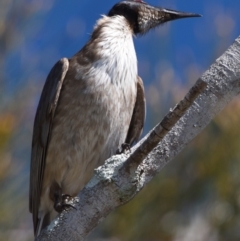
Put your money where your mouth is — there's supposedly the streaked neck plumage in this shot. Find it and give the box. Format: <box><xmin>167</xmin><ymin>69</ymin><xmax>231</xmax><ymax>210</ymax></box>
<box><xmin>76</xmin><ymin>15</ymin><xmax>138</xmax><ymax>86</ymax></box>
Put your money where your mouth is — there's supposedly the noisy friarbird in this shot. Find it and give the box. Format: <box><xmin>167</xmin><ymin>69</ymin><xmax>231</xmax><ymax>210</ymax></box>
<box><xmin>29</xmin><ymin>0</ymin><xmax>200</xmax><ymax>236</ymax></box>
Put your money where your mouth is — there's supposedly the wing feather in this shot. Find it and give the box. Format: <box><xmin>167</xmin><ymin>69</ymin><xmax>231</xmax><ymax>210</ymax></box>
<box><xmin>29</xmin><ymin>58</ymin><xmax>69</xmax><ymax>235</ymax></box>
<box><xmin>126</xmin><ymin>76</ymin><xmax>146</xmax><ymax>145</ymax></box>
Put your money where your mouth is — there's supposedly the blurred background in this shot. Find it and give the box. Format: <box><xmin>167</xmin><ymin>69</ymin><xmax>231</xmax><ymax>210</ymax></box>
<box><xmin>0</xmin><ymin>0</ymin><xmax>240</xmax><ymax>240</ymax></box>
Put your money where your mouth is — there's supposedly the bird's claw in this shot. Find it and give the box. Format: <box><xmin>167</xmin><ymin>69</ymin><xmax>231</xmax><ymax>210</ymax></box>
<box><xmin>116</xmin><ymin>143</ymin><xmax>131</xmax><ymax>154</ymax></box>
<box><xmin>54</xmin><ymin>194</ymin><xmax>76</xmax><ymax>213</ymax></box>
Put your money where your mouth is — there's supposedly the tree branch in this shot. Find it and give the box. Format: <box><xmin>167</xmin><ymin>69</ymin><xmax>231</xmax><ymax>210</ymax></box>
<box><xmin>36</xmin><ymin>36</ymin><xmax>240</xmax><ymax>241</ymax></box>
<box><xmin>121</xmin><ymin>78</ymin><xmax>206</xmax><ymax>172</ymax></box>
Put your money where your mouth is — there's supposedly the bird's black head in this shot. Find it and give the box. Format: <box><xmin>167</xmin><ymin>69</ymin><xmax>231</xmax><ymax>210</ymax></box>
<box><xmin>108</xmin><ymin>0</ymin><xmax>201</xmax><ymax>35</ymax></box>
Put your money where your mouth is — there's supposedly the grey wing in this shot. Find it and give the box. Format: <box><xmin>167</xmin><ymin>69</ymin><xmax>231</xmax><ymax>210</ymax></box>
<box><xmin>29</xmin><ymin>58</ymin><xmax>69</xmax><ymax>235</ymax></box>
<box><xmin>126</xmin><ymin>76</ymin><xmax>146</xmax><ymax>146</ymax></box>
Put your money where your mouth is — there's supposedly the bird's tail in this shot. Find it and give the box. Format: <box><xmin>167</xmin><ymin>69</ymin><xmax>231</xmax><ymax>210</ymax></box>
<box><xmin>36</xmin><ymin>212</ymin><xmax>50</xmax><ymax>237</ymax></box>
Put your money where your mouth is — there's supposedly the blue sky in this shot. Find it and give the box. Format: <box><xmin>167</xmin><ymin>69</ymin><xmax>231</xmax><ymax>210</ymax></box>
<box><xmin>4</xmin><ymin>0</ymin><xmax>240</xmax><ymax>97</ymax></box>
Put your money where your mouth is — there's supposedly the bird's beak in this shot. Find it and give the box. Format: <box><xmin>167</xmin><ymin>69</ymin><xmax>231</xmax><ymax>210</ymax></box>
<box><xmin>137</xmin><ymin>4</ymin><xmax>201</xmax><ymax>34</ymax></box>
<box><xmin>160</xmin><ymin>8</ymin><xmax>201</xmax><ymax>22</ymax></box>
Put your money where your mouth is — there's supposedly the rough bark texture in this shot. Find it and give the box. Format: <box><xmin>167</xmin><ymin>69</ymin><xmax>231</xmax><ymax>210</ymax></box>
<box><xmin>36</xmin><ymin>36</ymin><xmax>240</xmax><ymax>241</ymax></box>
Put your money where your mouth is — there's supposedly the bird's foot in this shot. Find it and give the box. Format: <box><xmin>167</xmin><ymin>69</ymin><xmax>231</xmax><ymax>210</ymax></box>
<box><xmin>54</xmin><ymin>194</ymin><xmax>76</xmax><ymax>213</ymax></box>
<box><xmin>116</xmin><ymin>143</ymin><xmax>131</xmax><ymax>154</ymax></box>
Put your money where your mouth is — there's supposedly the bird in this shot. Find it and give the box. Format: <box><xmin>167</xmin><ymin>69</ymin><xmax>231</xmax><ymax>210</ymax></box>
<box><xmin>29</xmin><ymin>0</ymin><xmax>200</xmax><ymax>237</ymax></box>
